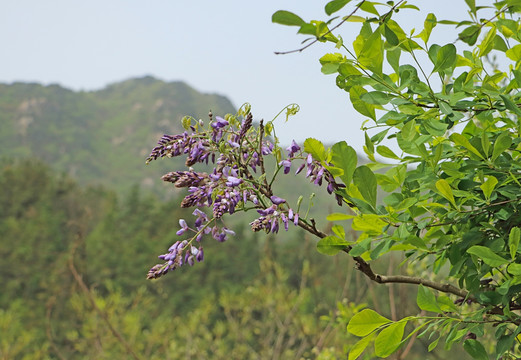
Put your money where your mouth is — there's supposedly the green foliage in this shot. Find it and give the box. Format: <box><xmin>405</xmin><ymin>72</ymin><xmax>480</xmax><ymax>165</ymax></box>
<box><xmin>1</xmin><ymin>159</ymin><xmax>372</xmax><ymax>359</ymax></box>
<box><xmin>274</xmin><ymin>0</ymin><xmax>521</xmax><ymax>358</ymax></box>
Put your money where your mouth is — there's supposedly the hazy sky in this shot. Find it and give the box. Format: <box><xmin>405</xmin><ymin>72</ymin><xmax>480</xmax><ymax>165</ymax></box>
<box><xmin>2</xmin><ymin>1</ymin><xmax>469</xmax><ymax>150</ymax></box>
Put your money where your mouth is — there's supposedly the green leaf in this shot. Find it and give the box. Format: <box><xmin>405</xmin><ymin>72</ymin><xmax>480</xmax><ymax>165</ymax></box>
<box><xmin>509</xmin><ymin>227</ymin><xmax>520</xmax><ymax>260</ymax></box>
<box><xmin>384</xmin><ymin>24</ymin><xmax>399</xmax><ymax>46</ymax></box>
<box><xmin>348</xmin><ymin>334</ymin><xmax>373</xmax><ymax>360</ymax></box>
<box><xmin>507</xmin><ymin>263</ymin><xmax>521</xmax><ymax>275</ymax></box>
<box><xmin>374</xmin><ymin>321</ymin><xmax>407</xmax><ymax>357</ymax></box>
<box><xmin>325</xmin><ymin>0</ymin><xmax>352</xmax><ymax>15</ymax></box>
<box><xmin>497</xmin><ymin>333</ymin><xmax>517</xmax><ymax>358</ymax></box>
<box><xmin>433</xmin><ymin>44</ymin><xmax>457</xmax><ymax>73</ymax></box>
<box><xmin>320</xmin><ymin>52</ymin><xmax>345</xmax><ymax>67</ymax></box>
<box><xmin>321</xmin><ymin>63</ymin><xmax>340</xmax><ymax>75</ymax></box>
<box><xmin>493</xmin><ymin>35</ymin><xmax>508</xmax><ymax>52</ymax></box>
<box><xmin>480</xmin><ymin>176</ymin><xmax>498</xmax><ymax>200</ymax></box>
<box><xmin>353</xmin><ymin>166</ymin><xmax>377</xmax><ymax>207</ymax></box>
<box><xmin>416</xmin><ymin>285</ymin><xmax>443</xmax><ymax>313</ymax></box>
<box><xmin>465</xmin><ymin>0</ymin><xmax>476</xmax><ymax>14</ymax></box>
<box><xmin>428</xmin><ymin>44</ymin><xmax>440</xmax><ymax>65</ymax></box>
<box><xmin>506</xmin><ymin>44</ymin><xmax>521</xmax><ymax>62</ymax></box>
<box><xmin>359</xmin><ymin>1</ymin><xmax>379</xmax><ymax>16</ymax></box>
<box><xmin>352</xmin><ymin>214</ymin><xmax>387</xmax><ymax>234</ymax></box>
<box><xmin>438</xmin><ymin>101</ymin><xmax>453</xmax><ymax>115</ymax></box>
<box><xmin>271</xmin><ymin>10</ymin><xmax>305</xmax><ymax>26</ymax></box>
<box><xmin>327</xmin><ymin>212</ymin><xmax>354</xmax><ymax>221</ymax></box>
<box><xmin>428</xmin><ymin>337</ymin><xmax>440</xmax><ymax>352</ymax></box>
<box><xmin>437</xmin><ymin>295</ymin><xmax>459</xmax><ymax>312</ymax></box>
<box><xmin>298</xmin><ymin>23</ymin><xmax>317</xmax><ymax>36</ymax></box>
<box><xmin>418</xmin><ymin>13</ymin><xmax>437</xmax><ymax>43</ymax></box>
<box><xmin>360</xmin><ymin>91</ymin><xmax>393</xmax><ymax>105</ymax></box>
<box><xmin>358</xmin><ymin>27</ymin><xmax>384</xmax><ymax>75</ymax></box>
<box><xmin>376</xmin><ymin>145</ymin><xmax>400</xmax><ymax>160</ymax></box>
<box><xmin>423</xmin><ymin>118</ymin><xmax>448</xmax><ymax>136</ymax></box>
<box><xmin>467</xmin><ymin>246</ymin><xmax>509</xmax><ymax>267</ymax></box>
<box><xmin>350</xmin><ymin>86</ymin><xmax>376</xmax><ymax>120</ymax></box>
<box><xmin>364</xmin><ymin>132</ymin><xmax>374</xmax><ymax>155</ymax></box>
<box><xmin>514</xmin><ymin>69</ymin><xmax>521</xmax><ymax>87</ymax></box>
<box><xmin>435</xmin><ymin>179</ymin><xmax>456</xmax><ymax>207</ymax></box>
<box><xmin>478</xmin><ymin>26</ymin><xmax>496</xmax><ymax>57</ymax></box>
<box><xmin>481</xmin><ymin>132</ymin><xmax>490</xmax><ymax>158</ymax></box>
<box><xmin>347</xmin><ymin>309</ymin><xmax>391</xmax><ymax>337</ymax></box>
<box><xmin>331</xmin><ymin>141</ymin><xmax>357</xmax><ymax>185</ymax></box>
<box><xmin>500</xmin><ymin>94</ymin><xmax>521</xmax><ymax>118</ymax></box>
<box><xmin>332</xmin><ymin>224</ymin><xmax>346</xmax><ymax>239</ymax></box>
<box><xmin>386</xmin><ymin>47</ymin><xmax>401</xmax><ymax>74</ymax></box>
<box><xmin>317</xmin><ymin>235</ymin><xmax>350</xmax><ymax>255</ymax></box>
<box><xmin>304</xmin><ymin>138</ymin><xmax>327</xmax><ymax>161</ymax></box>
<box><xmin>463</xmin><ymin>339</ymin><xmax>488</xmax><ymax>360</ymax></box>
<box><xmin>492</xmin><ymin>132</ymin><xmax>512</xmax><ymax>161</ymax></box>
<box><xmin>450</xmin><ymin>133</ymin><xmax>485</xmax><ymax>159</ymax></box>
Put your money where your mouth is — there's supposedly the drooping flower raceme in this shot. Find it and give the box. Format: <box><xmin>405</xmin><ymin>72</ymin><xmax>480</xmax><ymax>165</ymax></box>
<box><xmin>146</xmin><ymin>105</ymin><xmax>344</xmax><ymax>279</ymax></box>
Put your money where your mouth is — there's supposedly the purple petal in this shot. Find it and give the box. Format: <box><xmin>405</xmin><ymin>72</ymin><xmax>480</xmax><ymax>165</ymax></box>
<box><xmin>211</xmin><ymin>116</ymin><xmax>229</xmax><ymax>129</ymax></box>
<box><xmin>270</xmin><ymin>219</ymin><xmax>279</xmax><ymax>233</ymax></box>
<box><xmin>270</xmin><ymin>195</ymin><xmax>286</xmax><ymax>205</ymax></box>
<box><xmin>223</xmin><ymin>228</ymin><xmax>236</xmax><ymax>236</ymax></box>
<box><xmin>280</xmin><ymin>160</ymin><xmax>291</xmax><ymax>174</ymax></box>
<box><xmin>168</xmin><ymin>241</ymin><xmax>180</xmax><ymax>252</ymax></box>
<box><xmin>281</xmin><ymin>213</ymin><xmax>289</xmax><ymax>231</ymax></box>
<box><xmin>286</xmin><ymin>140</ymin><xmax>301</xmax><ymax>156</ymax></box>
<box><xmin>226</xmin><ymin>176</ymin><xmax>243</xmax><ymax>187</ymax></box>
<box><xmin>196</xmin><ymin>247</ymin><xmax>204</xmax><ymax>262</ymax></box>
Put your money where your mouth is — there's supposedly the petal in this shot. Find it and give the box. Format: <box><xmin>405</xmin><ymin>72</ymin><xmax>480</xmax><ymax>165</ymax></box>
<box><xmin>270</xmin><ymin>195</ymin><xmax>286</xmax><ymax>205</ymax></box>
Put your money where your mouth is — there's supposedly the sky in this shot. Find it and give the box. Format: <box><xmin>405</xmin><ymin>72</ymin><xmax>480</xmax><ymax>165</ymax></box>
<box><xmin>2</xmin><ymin>1</ymin><xmax>470</xmax><ymax>150</ymax></box>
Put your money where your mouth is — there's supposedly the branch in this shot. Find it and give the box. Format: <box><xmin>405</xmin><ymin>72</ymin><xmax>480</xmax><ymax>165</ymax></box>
<box><xmin>295</xmin><ymin>213</ymin><xmax>471</xmax><ymax>299</ymax></box>
<box><xmin>347</xmin><ymin>248</ymin><xmax>472</xmax><ymax>299</ymax></box>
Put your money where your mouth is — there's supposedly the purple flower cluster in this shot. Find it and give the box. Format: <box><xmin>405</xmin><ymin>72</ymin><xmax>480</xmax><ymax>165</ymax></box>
<box><xmin>161</xmin><ymin>171</ymin><xmax>208</xmax><ymax>188</ymax></box>
<box><xmin>250</xmin><ymin>201</ymin><xmax>299</xmax><ymax>234</ymax></box>
<box><xmin>145</xmin><ymin>131</ymin><xmax>214</xmax><ymax>167</ymax></box>
<box><xmin>146</xmin><ymin>112</ymin><xmax>278</xmax><ymax>278</ymax></box>
<box><xmin>146</xmin><ymin>110</ymin><xmax>344</xmax><ymax>280</ymax></box>
<box><xmin>147</xmin><ymin>207</ymin><xmax>237</xmax><ymax>279</ymax></box>
<box><xmin>147</xmin><ymin>239</ymin><xmax>205</xmax><ymax>279</ymax></box>
<box><xmin>278</xmin><ymin>142</ymin><xmax>346</xmax><ymax>206</ymax></box>
<box><xmin>211</xmin><ymin>116</ymin><xmax>229</xmax><ymax>142</ymax></box>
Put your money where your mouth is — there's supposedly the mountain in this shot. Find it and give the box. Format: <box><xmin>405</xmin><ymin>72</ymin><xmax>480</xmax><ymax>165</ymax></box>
<box><xmin>0</xmin><ymin>76</ymin><xmax>236</xmax><ymax>193</ymax></box>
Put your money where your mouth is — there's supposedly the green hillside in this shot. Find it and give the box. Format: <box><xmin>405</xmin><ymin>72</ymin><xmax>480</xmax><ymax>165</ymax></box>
<box><xmin>0</xmin><ymin>76</ymin><xmax>235</xmax><ymax>193</ymax></box>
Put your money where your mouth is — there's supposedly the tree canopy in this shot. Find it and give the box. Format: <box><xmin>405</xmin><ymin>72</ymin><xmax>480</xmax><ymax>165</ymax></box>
<box><xmin>147</xmin><ymin>1</ymin><xmax>521</xmax><ymax>358</ymax></box>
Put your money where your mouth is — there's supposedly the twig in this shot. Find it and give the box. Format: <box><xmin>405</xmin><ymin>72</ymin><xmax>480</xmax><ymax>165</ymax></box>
<box><xmin>274</xmin><ymin>1</ymin><xmax>367</xmax><ymax>55</ymax></box>
<box><xmin>258</xmin><ymin>120</ymin><xmax>272</xmax><ymax>197</ymax></box>
<box><xmin>388</xmin><ymin>256</ymin><xmax>397</xmax><ymax>321</ymax></box>
<box><xmin>399</xmin><ymin>311</ymin><xmax>426</xmax><ymax>360</ymax></box>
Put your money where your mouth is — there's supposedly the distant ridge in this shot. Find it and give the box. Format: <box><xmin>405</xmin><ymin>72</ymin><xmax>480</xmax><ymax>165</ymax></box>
<box><xmin>0</xmin><ymin>76</ymin><xmax>236</xmax><ymax>193</ymax></box>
